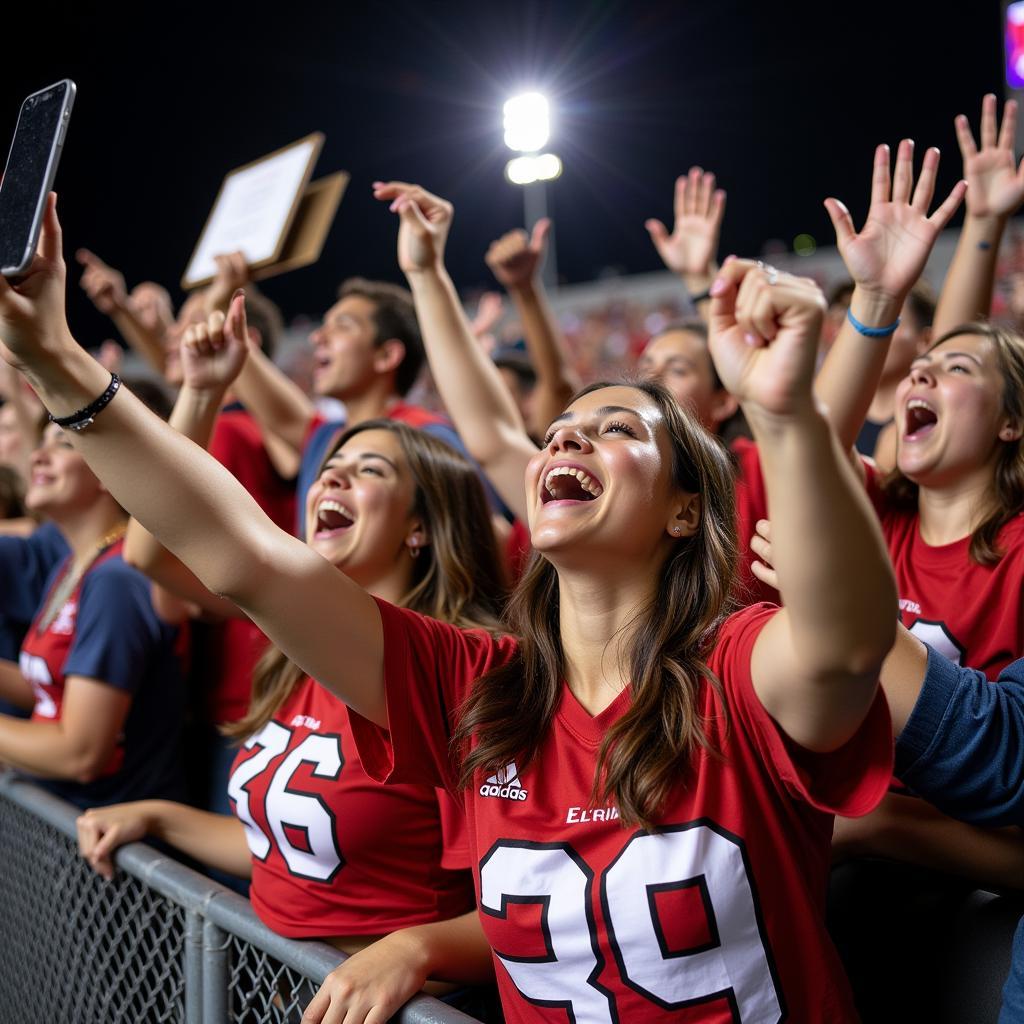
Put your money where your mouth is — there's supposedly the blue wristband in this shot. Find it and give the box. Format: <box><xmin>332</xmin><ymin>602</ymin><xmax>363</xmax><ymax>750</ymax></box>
<box><xmin>847</xmin><ymin>307</ymin><xmax>901</xmax><ymax>337</ymax></box>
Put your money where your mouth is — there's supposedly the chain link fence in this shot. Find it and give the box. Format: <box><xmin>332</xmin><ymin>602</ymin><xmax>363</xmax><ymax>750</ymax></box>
<box><xmin>0</xmin><ymin>772</ymin><xmax>481</xmax><ymax>1024</ymax></box>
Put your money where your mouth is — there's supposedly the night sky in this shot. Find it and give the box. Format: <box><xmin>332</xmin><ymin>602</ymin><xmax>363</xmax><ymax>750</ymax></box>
<box><xmin>0</xmin><ymin>0</ymin><xmax>1006</xmax><ymax>346</ymax></box>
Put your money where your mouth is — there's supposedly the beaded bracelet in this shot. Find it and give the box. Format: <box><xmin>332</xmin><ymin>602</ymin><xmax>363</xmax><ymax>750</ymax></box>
<box><xmin>846</xmin><ymin>308</ymin><xmax>901</xmax><ymax>338</ymax></box>
<box><xmin>49</xmin><ymin>373</ymin><xmax>121</xmax><ymax>432</ymax></box>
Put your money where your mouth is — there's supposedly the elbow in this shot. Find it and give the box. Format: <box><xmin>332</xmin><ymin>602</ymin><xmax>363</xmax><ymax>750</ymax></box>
<box><xmin>73</xmin><ymin>748</ymin><xmax>113</xmax><ymax>784</ymax></box>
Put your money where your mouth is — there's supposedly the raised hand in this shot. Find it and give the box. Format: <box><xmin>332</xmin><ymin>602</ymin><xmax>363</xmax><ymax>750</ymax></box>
<box><xmin>645</xmin><ymin>167</ymin><xmax>726</xmax><ymax>279</ymax></box>
<box><xmin>206</xmin><ymin>252</ymin><xmax>251</xmax><ymax>314</ymax></box>
<box><xmin>824</xmin><ymin>141</ymin><xmax>966</xmax><ymax>305</ymax></box>
<box><xmin>0</xmin><ymin>193</ymin><xmax>73</xmax><ymax>369</ymax></box>
<box><xmin>180</xmin><ymin>292</ymin><xmax>250</xmax><ymax>394</ymax></box>
<box><xmin>956</xmin><ymin>94</ymin><xmax>1024</xmax><ymax>221</ymax></box>
<box><xmin>708</xmin><ymin>259</ymin><xmax>825</xmax><ymax>418</ymax></box>
<box><xmin>76</xmin><ymin>248</ymin><xmax>128</xmax><ymax>315</ymax></box>
<box><xmin>486</xmin><ymin>219</ymin><xmax>551</xmax><ymax>290</ymax></box>
<box><xmin>372</xmin><ymin>181</ymin><xmax>453</xmax><ymax>274</ymax></box>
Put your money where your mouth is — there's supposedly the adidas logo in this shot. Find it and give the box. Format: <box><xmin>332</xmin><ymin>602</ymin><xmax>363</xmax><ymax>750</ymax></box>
<box><xmin>479</xmin><ymin>761</ymin><xmax>529</xmax><ymax>801</ymax></box>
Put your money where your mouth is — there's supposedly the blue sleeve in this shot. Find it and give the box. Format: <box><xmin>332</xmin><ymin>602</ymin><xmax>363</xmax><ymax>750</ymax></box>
<box><xmin>895</xmin><ymin>646</ymin><xmax>1024</xmax><ymax>827</ymax></box>
<box><xmin>0</xmin><ymin>523</ymin><xmax>69</xmax><ymax>621</ymax></box>
<box><xmin>421</xmin><ymin>422</ymin><xmax>515</xmax><ymax>522</ymax></box>
<box><xmin>62</xmin><ymin>563</ymin><xmax>162</xmax><ymax>694</ymax></box>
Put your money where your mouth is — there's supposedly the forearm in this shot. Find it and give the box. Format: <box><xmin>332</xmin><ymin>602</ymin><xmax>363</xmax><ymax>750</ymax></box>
<box><xmin>407</xmin><ymin>266</ymin><xmax>535</xmax><ymax>518</ymax></box>
<box><xmin>507</xmin><ymin>282</ymin><xmax>576</xmax><ymax>436</ymax></box>
<box><xmin>110</xmin><ymin>307</ymin><xmax>167</xmax><ymax>375</ymax></box>
<box><xmin>749</xmin><ymin>406</ymin><xmax>896</xmax><ymax>675</ymax></box>
<box><xmin>144</xmin><ymin>800</ymin><xmax>253</xmax><ymax>878</ymax></box>
<box><xmin>932</xmin><ymin>215</ymin><xmax>1006</xmax><ymax>338</ymax></box>
<box><xmin>232</xmin><ymin>346</ymin><xmax>314</xmax><ymax>454</ymax></box>
<box><xmin>390</xmin><ymin>911</ymin><xmax>495</xmax><ymax>987</ymax></box>
<box><xmin>839</xmin><ymin>794</ymin><xmax>1024</xmax><ymax>892</ymax></box>
<box><xmin>0</xmin><ymin>716</ymin><xmax>104</xmax><ymax>780</ymax></box>
<box><xmin>0</xmin><ymin>661</ymin><xmax>33</xmax><ymax>709</ymax></box>
<box><xmin>814</xmin><ymin>288</ymin><xmax>903</xmax><ymax>452</ymax></box>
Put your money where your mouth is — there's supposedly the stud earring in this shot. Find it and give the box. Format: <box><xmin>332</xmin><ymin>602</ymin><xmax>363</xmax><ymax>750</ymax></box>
<box><xmin>672</xmin><ymin>526</ymin><xmax>681</xmax><ymax>536</ymax></box>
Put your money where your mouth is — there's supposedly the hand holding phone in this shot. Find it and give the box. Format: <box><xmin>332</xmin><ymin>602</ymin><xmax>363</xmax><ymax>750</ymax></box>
<box><xmin>0</xmin><ymin>79</ymin><xmax>76</xmax><ymax>277</ymax></box>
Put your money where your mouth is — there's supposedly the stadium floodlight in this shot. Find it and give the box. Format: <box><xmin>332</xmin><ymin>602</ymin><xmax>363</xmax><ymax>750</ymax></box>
<box><xmin>503</xmin><ymin>93</ymin><xmax>550</xmax><ymax>152</ymax></box>
<box><xmin>504</xmin><ymin>153</ymin><xmax>563</xmax><ymax>185</ymax></box>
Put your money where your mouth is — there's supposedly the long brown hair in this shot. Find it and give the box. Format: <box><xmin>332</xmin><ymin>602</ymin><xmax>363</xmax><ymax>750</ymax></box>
<box><xmin>224</xmin><ymin>420</ymin><xmax>506</xmax><ymax>740</ymax></box>
<box><xmin>454</xmin><ymin>380</ymin><xmax>738</xmax><ymax>830</ymax></box>
<box><xmin>881</xmin><ymin>322</ymin><xmax>1024</xmax><ymax>565</ymax></box>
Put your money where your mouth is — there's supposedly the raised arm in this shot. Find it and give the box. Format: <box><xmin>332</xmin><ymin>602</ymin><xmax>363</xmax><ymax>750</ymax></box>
<box><xmin>709</xmin><ymin>260</ymin><xmax>896</xmax><ymax>751</ymax></box>
<box><xmin>0</xmin><ymin>196</ymin><xmax>386</xmax><ymax>726</ymax></box>
<box><xmin>203</xmin><ymin>252</ymin><xmax>315</xmax><ymax>455</ymax></box>
<box><xmin>932</xmin><ymin>95</ymin><xmax>1024</xmax><ymax>337</ymax></box>
<box><xmin>645</xmin><ymin>167</ymin><xmax>726</xmax><ymax>321</ymax></box>
<box><xmin>485</xmin><ymin>220</ymin><xmax>577</xmax><ymax>438</ymax></box>
<box><xmin>76</xmin><ymin>249</ymin><xmax>170</xmax><ymax>375</ymax></box>
<box><xmin>123</xmin><ymin>311</ymin><xmax>251</xmax><ymax>620</ymax></box>
<box><xmin>372</xmin><ymin>181</ymin><xmax>537</xmax><ymax>522</ymax></box>
<box><xmin>816</xmin><ymin>141</ymin><xmax>966</xmax><ymax>453</ymax></box>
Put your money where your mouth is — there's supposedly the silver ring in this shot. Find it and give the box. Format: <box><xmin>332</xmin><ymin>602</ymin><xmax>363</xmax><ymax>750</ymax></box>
<box><xmin>757</xmin><ymin>260</ymin><xmax>779</xmax><ymax>285</ymax></box>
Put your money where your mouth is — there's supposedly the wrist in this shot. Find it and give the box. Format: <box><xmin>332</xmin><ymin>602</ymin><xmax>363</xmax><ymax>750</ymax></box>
<box><xmin>849</xmin><ymin>288</ymin><xmax>904</xmax><ymax>329</ymax></box>
<box><xmin>403</xmin><ymin>262</ymin><xmax>447</xmax><ymax>285</ymax></box>
<box><xmin>384</xmin><ymin>926</ymin><xmax>433</xmax><ymax>983</ymax></box>
<box><xmin>963</xmin><ymin>214</ymin><xmax>1007</xmax><ymax>247</ymax></box>
<box><xmin>743</xmin><ymin>397</ymin><xmax>827</xmax><ymax>442</ymax></box>
<box><xmin>682</xmin><ymin>270</ymin><xmax>714</xmax><ymax>295</ymax></box>
<box><xmin>177</xmin><ymin>383</ymin><xmax>228</xmax><ymax>412</ymax></box>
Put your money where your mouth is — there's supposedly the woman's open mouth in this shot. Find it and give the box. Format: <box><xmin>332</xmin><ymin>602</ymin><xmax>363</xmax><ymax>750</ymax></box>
<box><xmin>540</xmin><ymin>464</ymin><xmax>604</xmax><ymax>505</ymax></box>
<box><xmin>314</xmin><ymin>499</ymin><xmax>355</xmax><ymax>538</ymax></box>
<box><xmin>903</xmin><ymin>398</ymin><xmax>938</xmax><ymax>442</ymax></box>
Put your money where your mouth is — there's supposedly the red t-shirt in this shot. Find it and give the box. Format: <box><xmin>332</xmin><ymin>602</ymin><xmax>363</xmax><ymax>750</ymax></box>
<box><xmin>207</xmin><ymin>406</ymin><xmax>297</xmax><ymax>723</ymax></box>
<box><xmin>350</xmin><ymin>600</ymin><xmax>893</xmax><ymax>1023</ymax></box>
<box><xmin>865</xmin><ymin>463</ymin><xmax>1024</xmax><ymax>675</ymax></box>
<box><xmin>730</xmin><ymin>438</ymin><xmax>777</xmax><ymax>607</ymax></box>
<box><xmin>228</xmin><ymin>674</ymin><xmax>475</xmax><ymax>939</ymax></box>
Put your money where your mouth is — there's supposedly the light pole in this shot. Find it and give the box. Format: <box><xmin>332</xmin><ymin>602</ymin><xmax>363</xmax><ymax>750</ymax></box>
<box><xmin>503</xmin><ymin>92</ymin><xmax>561</xmax><ymax>290</ymax></box>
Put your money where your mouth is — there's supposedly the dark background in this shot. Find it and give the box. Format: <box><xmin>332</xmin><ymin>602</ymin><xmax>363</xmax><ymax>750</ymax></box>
<box><xmin>0</xmin><ymin>0</ymin><xmax>1006</xmax><ymax>345</ymax></box>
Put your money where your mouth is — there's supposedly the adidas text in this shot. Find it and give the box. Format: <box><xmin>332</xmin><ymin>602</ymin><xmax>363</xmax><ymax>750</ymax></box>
<box><xmin>480</xmin><ymin>762</ymin><xmax>529</xmax><ymax>801</ymax></box>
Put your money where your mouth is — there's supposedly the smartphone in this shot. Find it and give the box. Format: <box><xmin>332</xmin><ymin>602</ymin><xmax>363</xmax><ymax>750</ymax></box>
<box><xmin>0</xmin><ymin>79</ymin><xmax>76</xmax><ymax>276</ymax></box>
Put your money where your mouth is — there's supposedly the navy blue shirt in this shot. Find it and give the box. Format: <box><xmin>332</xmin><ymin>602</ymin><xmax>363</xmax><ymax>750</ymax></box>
<box><xmin>0</xmin><ymin>522</ymin><xmax>70</xmax><ymax>661</ymax></box>
<box><xmin>20</xmin><ymin>549</ymin><xmax>185</xmax><ymax>809</ymax></box>
<box><xmin>895</xmin><ymin>647</ymin><xmax>1024</xmax><ymax>1023</ymax></box>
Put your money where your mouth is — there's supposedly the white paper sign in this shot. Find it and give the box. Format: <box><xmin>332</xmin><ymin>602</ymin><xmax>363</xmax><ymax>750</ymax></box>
<box><xmin>184</xmin><ymin>138</ymin><xmax>318</xmax><ymax>286</ymax></box>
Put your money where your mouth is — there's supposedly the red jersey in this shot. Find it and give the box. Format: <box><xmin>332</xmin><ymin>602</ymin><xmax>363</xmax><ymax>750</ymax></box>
<box><xmin>207</xmin><ymin>406</ymin><xmax>296</xmax><ymax>723</ymax></box>
<box><xmin>227</xmin><ymin>674</ymin><xmax>475</xmax><ymax>939</ymax></box>
<box><xmin>350</xmin><ymin>600</ymin><xmax>893</xmax><ymax>1023</ymax></box>
<box><xmin>866</xmin><ymin>463</ymin><xmax>1024</xmax><ymax>675</ymax></box>
<box><xmin>730</xmin><ymin>438</ymin><xmax>777</xmax><ymax>607</ymax></box>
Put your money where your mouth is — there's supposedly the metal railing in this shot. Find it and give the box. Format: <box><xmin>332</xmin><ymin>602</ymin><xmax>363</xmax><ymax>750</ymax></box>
<box><xmin>0</xmin><ymin>772</ymin><xmax>480</xmax><ymax>1024</ymax></box>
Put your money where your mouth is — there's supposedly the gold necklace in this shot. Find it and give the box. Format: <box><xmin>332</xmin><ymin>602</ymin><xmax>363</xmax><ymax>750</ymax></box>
<box><xmin>37</xmin><ymin>523</ymin><xmax>127</xmax><ymax>633</ymax></box>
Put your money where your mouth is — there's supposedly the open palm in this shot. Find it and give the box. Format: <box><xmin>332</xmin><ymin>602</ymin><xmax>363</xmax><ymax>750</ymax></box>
<box><xmin>646</xmin><ymin>167</ymin><xmax>726</xmax><ymax>277</ymax></box>
<box><xmin>825</xmin><ymin>141</ymin><xmax>965</xmax><ymax>302</ymax></box>
<box><xmin>957</xmin><ymin>95</ymin><xmax>1024</xmax><ymax>220</ymax></box>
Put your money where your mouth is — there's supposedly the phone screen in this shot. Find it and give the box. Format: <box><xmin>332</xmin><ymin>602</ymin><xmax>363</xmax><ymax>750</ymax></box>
<box><xmin>0</xmin><ymin>82</ymin><xmax>72</xmax><ymax>274</ymax></box>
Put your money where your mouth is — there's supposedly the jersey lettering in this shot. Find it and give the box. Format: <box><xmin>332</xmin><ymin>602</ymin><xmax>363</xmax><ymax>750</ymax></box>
<box><xmin>480</xmin><ymin>823</ymin><xmax>782</xmax><ymax>1023</ymax></box>
<box><xmin>19</xmin><ymin>652</ymin><xmax>57</xmax><ymax>718</ymax></box>
<box><xmin>909</xmin><ymin>619</ymin><xmax>965</xmax><ymax>665</ymax></box>
<box><xmin>228</xmin><ymin>721</ymin><xmax>345</xmax><ymax>881</ymax></box>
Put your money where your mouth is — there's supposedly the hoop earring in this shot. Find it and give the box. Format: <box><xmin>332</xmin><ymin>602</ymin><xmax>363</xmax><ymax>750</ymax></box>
<box><xmin>409</xmin><ymin>543</ymin><xmax>421</xmax><ymax>559</ymax></box>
